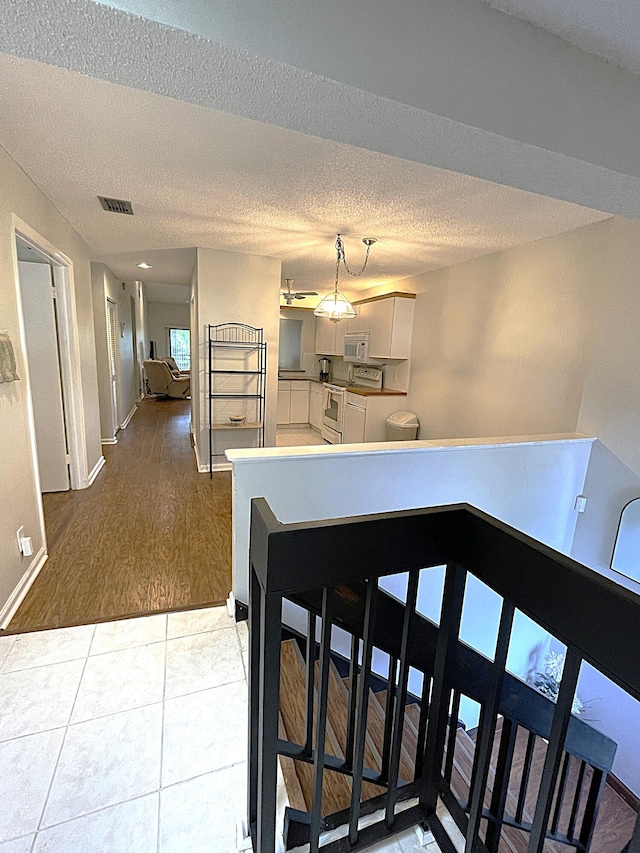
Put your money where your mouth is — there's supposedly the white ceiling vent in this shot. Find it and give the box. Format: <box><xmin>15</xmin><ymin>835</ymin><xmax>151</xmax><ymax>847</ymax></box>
<box><xmin>98</xmin><ymin>196</ymin><xmax>134</xmax><ymax>215</ymax></box>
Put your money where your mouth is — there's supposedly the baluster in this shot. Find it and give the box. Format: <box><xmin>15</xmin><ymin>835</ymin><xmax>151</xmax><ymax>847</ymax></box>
<box><xmin>419</xmin><ymin>562</ymin><xmax>467</xmax><ymax>816</ymax></box>
<box><xmin>485</xmin><ymin>717</ymin><xmax>517</xmax><ymax>852</ymax></box>
<box><xmin>515</xmin><ymin>732</ymin><xmax>536</xmax><ymax>825</ymax></box>
<box><xmin>566</xmin><ymin>759</ymin><xmax>586</xmax><ymax>841</ymax></box>
<box><xmin>414</xmin><ymin>674</ymin><xmax>431</xmax><ymax>779</ymax></box>
<box><xmin>381</xmin><ymin>654</ymin><xmax>398</xmax><ymax>780</ymax></box>
<box><xmin>443</xmin><ymin>690</ymin><xmax>461</xmax><ymax>785</ymax></box>
<box><xmin>385</xmin><ymin>569</ymin><xmax>420</xmax><ymax>828</ymax></box>
<box><xmin>348</xmin><ymin>579</ymin><xmax>378</xmax><ymax>846</ymax></box>
<box><xmin>465</xmin><ymin>602</ymin><xmax>515</xmax><ymax>852</ymax></box>
<box><xmin>529</xmin><ymin>646</ymin><xmax>582</xmax><ymax>853</ymax></box>
<box><xmin>255</xmin><ymin>588</ymin><xmax>282</xmax><ymax>853</ymax></box>
<box><xmin>550</xmin><ymin>752</ymin><xmax>571</xmax><ymax>836</ymax></box>
<box><xmin>344</xmin><ymin>634</ymin><xmax>359</xmax><ymax>771</ymax></box>
<box><xmin>309</xmin><ymin>587</ymin><xmax>334</xmax><ymax>853</ymax></box>
<box><xmin>578</xmin><ymin>767</ymin><xmax>605</xmax><ymax>851</ymax></box>
<box><xmin>248</xmin><ymin>566</ymin><xmax>261</xmax><ymax>844</ymax></box>
<box><xmin>304</xmin><ymin>612</ymin><xmax>316</xmax><ymax>755</ymax></box>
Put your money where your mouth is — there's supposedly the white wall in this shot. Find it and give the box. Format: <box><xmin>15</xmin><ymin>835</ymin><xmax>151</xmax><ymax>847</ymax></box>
<box><xmin>0</xmin><ymin>144</ymin><xmax>101</xmax><ymax>619</ymax></box>
<box><xmin>91</xmin><ymin>262</ymin><xmax>137</xmax><ymax>440</ymax></box>
<box><xmin>403</xmin><ymin>220</ymin><xmax>610</xmax><ymax>440</ymax></box>
<box><xmin>147</xmin><ymin>301</ymin><xmax>190</xmax><ymax>359</ymax></box>
<box><xmin>228</xmin><ymin>436</ymin><xmax>592</xmax><ymax>605</ymax></box>
<box><xmin>195</xmin><ymin>248</ymin><xmax>281</xmax><ymax>466</ymax></box>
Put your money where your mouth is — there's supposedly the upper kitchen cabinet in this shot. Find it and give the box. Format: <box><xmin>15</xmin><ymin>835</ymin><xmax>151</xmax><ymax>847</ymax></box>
<box><xmin>349</xmin><ymin>294</ymin><xmax>416</xmax><ymax>359</ymax></box>
<box><xmin>315</xmin><ymin>315</ymin><xmax>348</xmax><ymax>355</ymax></box>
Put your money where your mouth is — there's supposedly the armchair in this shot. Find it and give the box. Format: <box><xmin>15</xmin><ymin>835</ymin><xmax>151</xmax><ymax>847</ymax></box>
<box><xmin>144</xmin><ymin>360</ymin><xmax>190</xmax><ymax>398</ymax></box>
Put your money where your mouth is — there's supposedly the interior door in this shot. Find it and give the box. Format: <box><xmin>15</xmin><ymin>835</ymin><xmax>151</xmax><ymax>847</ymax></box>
<box><xmin>106</xmin><ymin>298</ymin><xmax>120</xmax><ymax>436</ymax></box>
<box><xmin>19</xmin><ymin>261</ymin><xmax>70</xmax><ymax>492</ymax></box>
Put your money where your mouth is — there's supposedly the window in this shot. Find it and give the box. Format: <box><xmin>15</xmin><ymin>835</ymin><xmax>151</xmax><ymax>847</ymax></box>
<box><xmin>169</xmin><ymin>328</ymin><xmax>190</xmax><ymax>371</ymax></box>
<box><xmin>278</xmin><ymin>318</ymin><xmax>302</xmax><ymax>369</ymax></box>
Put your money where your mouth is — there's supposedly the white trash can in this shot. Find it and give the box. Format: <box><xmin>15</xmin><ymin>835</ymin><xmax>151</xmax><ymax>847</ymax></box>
<box><xmin>386</xmin><ymin>411</ymin><xmax>419</xmax><ymax>441</ymax></box>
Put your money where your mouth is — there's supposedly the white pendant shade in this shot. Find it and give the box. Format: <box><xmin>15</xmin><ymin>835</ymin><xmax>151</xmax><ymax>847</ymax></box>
<box><xmin>313</xmin><ymin>289</ymin><xmax>356</xmax><ymax>322</ymax></box>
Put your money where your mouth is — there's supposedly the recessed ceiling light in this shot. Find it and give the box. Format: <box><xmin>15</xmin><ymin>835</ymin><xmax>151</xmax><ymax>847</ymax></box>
<box><xmin>137</xmin><ymin>262</ymin><xmax>152</xmax><ymax>269</ymax></box>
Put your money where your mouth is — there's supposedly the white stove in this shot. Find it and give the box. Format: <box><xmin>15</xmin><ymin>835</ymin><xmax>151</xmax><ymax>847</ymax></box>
<box><xmin>321</xmin><ymin>367</ymin><xmax>384</xmax><ymax>443</ymax></box>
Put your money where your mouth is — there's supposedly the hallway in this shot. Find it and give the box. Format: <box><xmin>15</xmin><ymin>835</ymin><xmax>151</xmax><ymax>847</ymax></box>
<box><xmin>8</xmin><ymin>399</ymin><xmax>231</xmax><ymax>634</ymax></box>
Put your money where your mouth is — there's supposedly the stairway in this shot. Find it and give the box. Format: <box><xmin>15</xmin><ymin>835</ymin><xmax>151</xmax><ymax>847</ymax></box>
<box><xmin>278</xmin><ymin>639</ymin><xmax>638</xmax><ymax>852</ymax></box>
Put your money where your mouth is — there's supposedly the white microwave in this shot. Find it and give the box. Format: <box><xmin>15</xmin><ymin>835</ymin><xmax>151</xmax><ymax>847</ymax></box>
<box><xmin>344</xmin><ymin>333</ymin><xmax>370</xmax><ymax>363</ymax></box>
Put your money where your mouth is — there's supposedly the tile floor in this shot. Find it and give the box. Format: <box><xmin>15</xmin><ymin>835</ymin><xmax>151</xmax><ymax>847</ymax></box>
<box><xmin>0</xmin><ymin>607</ymin><xmax>438</xmax><ymax>852</ymax></box>
<box><xmin>275</xmin><ymin>427</ymin><xmax>328</xmax><ymax>447</ymax></box>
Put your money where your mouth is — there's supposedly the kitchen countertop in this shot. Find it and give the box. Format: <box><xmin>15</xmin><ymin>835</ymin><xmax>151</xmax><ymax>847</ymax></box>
<box><xmin>277</xmin><ymin>375</ymin><xmax>406</xmax><ymax>396</ymax></box>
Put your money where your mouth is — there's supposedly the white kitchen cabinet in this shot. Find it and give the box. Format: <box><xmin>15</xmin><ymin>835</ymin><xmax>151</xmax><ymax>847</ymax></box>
<box><xmin>309</xmin><ymin>383</ymin><xmax>323</xmax><ymax>429</ymax></box>
<box><xmin>347</xmin><ymin>301</ymin><xmax>371</xmax><ymax>335</ymax></box>
<box><xmin>278</xmin><ymin>380</ymin><xmax>310</xmax><ymax>424</ymax></box>
<box><xmin>277</xmin><ymin>380</ymin><xmax>291</xmax><ymax>424</ymax></box>
<box><xmin>342</xmin><ymin>391</ymin><xmax>412</xmax><ymax>443</ymax></box>
<box><xmin>348</xmin><ymin>295</ymin><xmax>415</xmax><ymax>359</ymax></box>
<box><xmin>290</xmin><ymin>381</ymin><xmax>310</xmax><ymax>423</ymax></box>
<box><xmin>315</xmin><ymin>316</ymin><xmax>348</xmax><ymax>355</ymax></box>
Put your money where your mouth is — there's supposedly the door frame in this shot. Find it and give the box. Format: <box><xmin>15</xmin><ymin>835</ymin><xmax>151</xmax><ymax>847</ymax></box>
<box><xmin>106</xmin><ymin>296</ymin><xmax>122</xmax><ymax>437</ymax></box>
<box><xmin>11</xmin><ymin>215</ymin><xmax>90</xmax><ymax>492</ymax></box>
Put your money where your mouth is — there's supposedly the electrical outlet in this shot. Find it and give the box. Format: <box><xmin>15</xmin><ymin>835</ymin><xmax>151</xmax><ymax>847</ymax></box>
<box><xmin>574</xmin><ymin>495</ymin><xmax>587</xmax><ymax>513</ymax></box>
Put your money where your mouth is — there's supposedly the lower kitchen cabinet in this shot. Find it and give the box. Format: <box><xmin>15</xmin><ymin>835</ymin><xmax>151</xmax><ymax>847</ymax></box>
<box><xmin>309</xmin><ymin>382</ymin><xmax>323</xmax><ymax>430</ymax></box>
<box><xmin>278</xmin><ymin>380</ymin><xmax>310</xmax><ymax>424</ymax></box>
<box><xmin>343</xmin><ymin>391</ymin><xmax>410</xmax><ymax>443</ymax></box>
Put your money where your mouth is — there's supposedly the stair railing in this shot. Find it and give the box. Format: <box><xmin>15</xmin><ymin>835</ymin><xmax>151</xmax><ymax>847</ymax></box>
<box><xmin>248</xmin><ymin>499</ymin><xmax>640</xmax><ymax>853</ymax></box>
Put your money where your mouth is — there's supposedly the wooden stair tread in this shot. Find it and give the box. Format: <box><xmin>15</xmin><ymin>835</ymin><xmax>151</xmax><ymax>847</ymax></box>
<box><xmin>279</xmin><ymin>642</ymin><xmax>636</xmax><ymax>851</ymax></box>
<box><xmin>279</xmin><ymin>640</ymin><xmax>353</xmax><ymax>816</ymax></box>
<box><xmin>318</xmin><ymin>660</ymin><xmax>385</xmax><ymax>802</ymax></box>
<box><xmin>374</xmin><ymin>690</ymin><xmax>421</xmax><ymax>769</ymax></box>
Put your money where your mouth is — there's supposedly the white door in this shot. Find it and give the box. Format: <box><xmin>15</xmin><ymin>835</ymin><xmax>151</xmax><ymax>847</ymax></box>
<box><xmin>106</xmin><ymin>299</ymin><xmax>120</xmax><ymax>436</ymax></box>
<box><xmin>19</xmin><ymin>261</ymin><xmax>70</xmax><ymax>492</ymax></box>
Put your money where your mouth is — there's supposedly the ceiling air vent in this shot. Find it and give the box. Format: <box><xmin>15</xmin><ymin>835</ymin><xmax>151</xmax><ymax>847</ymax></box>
<box><xmin>98</xmin><ymin>196</ymin><xmax>134</xmax><ymax>215</ymax></box>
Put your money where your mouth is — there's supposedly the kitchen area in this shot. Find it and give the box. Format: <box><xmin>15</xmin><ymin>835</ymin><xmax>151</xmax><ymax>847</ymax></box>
<box><xmin>277</xmin><ymin>292</ymin><xmax>419</xmax><ymax>447</ymax></box>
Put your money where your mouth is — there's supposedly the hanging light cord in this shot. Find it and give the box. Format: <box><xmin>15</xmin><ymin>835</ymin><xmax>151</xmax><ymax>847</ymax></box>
<box><xmin>336</xmin><ymin>233</ymin><xmax>374</xmax><ymax>278</ymax></box>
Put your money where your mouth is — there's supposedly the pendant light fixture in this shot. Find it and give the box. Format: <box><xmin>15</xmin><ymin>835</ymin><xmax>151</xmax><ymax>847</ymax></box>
<box><xmin>314</xmin><ymin>234</ymin><xmax>376</xmax><ymax>322</ymax></box>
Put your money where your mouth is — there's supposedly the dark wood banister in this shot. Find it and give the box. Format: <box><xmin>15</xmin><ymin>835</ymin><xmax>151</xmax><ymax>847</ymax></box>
<box><xmin>250</xmin><ymin>498</ymin><xmax>640</xmax><ymax>703</ymax></box>
<box><xmin>248</xmin><ymin>498</ymin><xmax>640</xmax><ymax>853</ymax></box>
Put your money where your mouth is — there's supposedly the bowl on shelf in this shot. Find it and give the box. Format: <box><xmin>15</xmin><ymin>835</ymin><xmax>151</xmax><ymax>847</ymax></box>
<box><xmin>229</xmin><ymin>414</ymin><xmax>246</xmax><ymax>425</ymax></box>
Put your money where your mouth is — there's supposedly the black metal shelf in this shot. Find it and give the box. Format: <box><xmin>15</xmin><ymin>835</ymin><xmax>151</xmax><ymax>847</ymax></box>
<box><xmin>210</xmin><ymin>369</ymin><xmax>263</xmax><ymax>375</ymax></box>
<box><xmin>208</xmin><ymin>323</ymin><xmax>267</xmax><ymax>476</ymax></box>
<box><xmin>210</xmin><ymin>393</ymin><xmax>263</xmax><ymax>399</ymax></box>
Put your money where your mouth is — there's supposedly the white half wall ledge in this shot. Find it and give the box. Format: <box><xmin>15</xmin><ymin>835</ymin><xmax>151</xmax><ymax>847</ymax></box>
<box><xmin>227</xmin><ymin>433</ymin><xmax>595</xmax><ymax>606</ymax></box>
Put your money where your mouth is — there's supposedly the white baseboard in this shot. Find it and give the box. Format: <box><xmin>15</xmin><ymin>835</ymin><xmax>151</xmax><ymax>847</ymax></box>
<box><xmin>101</xmin><ymin>437</ymin><xmax>118</xmax><ymax>446</ymax></box>
<box><xmin>120</xmin><ymin>404</ymin><xmax>137</xmax><ymax>429</ymax></box>
<box><xmin>87</xmin><ymin>455</ymin><xmax>106</xmax><ymax>486</ymax></box>
<box><xmin>0</xmin><ymin>547</ymin><xmax>47</xmax><ymax>630</ymax></box>
<box><xmin>193</xmin><ymin>436</ymin><xmax>231</xmax><ymax>473</ymax></box>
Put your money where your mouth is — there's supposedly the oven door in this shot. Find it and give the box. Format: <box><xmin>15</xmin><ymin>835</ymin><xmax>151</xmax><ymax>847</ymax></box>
<box><xmin>322</xmin><ymin>385</ymin><xmax>344</xmax><ymax>433</ymax></box>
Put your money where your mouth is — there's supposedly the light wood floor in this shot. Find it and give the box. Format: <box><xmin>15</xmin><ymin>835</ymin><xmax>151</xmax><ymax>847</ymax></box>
<box><xmin>7</xmin><ymin>398</ymin><xmax>231</xmax><ymax>634</ymax></box>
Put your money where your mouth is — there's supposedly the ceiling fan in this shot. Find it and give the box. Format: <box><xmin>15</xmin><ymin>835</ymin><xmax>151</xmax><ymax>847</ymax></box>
<box><xmin>280</xmin><ymin>279</ymin><xmax>318</xmax><ymax>305</ymax></box>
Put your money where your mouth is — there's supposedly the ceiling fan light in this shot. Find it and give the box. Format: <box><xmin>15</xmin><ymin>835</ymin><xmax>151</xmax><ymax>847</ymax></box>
<box><xmin>314</xmin><ymin>290</ymin><xmax>356</xmax><ymax>322</ymax></box>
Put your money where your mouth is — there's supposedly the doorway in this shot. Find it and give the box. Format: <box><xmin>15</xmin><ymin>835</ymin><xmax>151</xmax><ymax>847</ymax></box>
<box><xmin>12</xmin><ymin>220</ymin><xmax>89</xmax><ymax>493</ymax></box>
<box><xmin>17</xmin><ymin>241</ymin><xmax>70</xmax><ymax>492</ymax></box>
<box><xmin>106</xmin><ymin>297</ymin><xmax>120</xmax><ymax>438</ymax></box>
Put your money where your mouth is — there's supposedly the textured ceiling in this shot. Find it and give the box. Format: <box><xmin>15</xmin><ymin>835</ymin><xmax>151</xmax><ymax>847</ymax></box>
<box><xmin>0</xmin><ymin>55</ymin><xmax>610</xmax><ymax>290</ymax></box>
<box><xmin>479</xmin><ymin>0</ymin><xmax>640</xmax><ymax>76</ymax></box>
<box><xmin>98</xmin><ymin>248</ymin><xmax>196</xmax><ymax>286</ymax></box>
